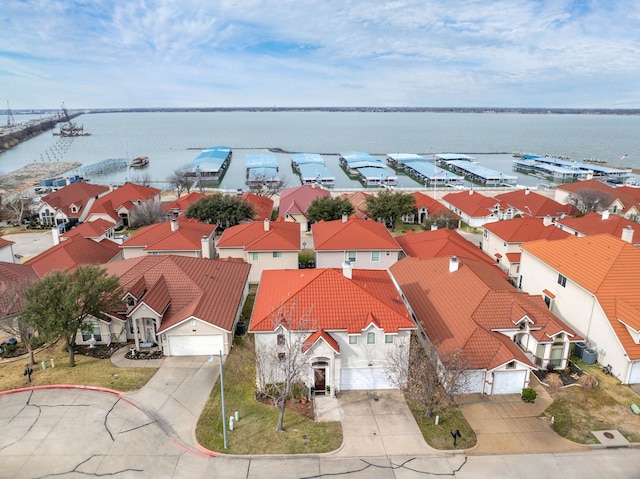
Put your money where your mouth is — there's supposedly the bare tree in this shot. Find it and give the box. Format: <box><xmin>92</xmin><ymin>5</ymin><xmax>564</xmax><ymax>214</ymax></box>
<box><xmin>423</xmin><ymin>211</ymin><xmax>460</xmax><ymax>230</ymax></box>
<box><xmin>254</xmin><ymin>301</ymin><xmax>312</xmax><ymax>432</ymax></box>
<box><xmin>0</xmin><ymin>275</ymin><xmax>39</xmax><ymax>365</ymax></box>
<box><xmin>385</xmin><ymin>334</ymin><xmax>469</xmax><ymax>417</ymax></box>
<box><xmin>167</xmin><ymin>168</ymin><xmax>193</xmax><ymax>197</ymax></box>
<box><xmin>130</xmin><ymin>172</ymin><xmax>152</xmax><ymax>187</ymax></box>
<box><xmin>129</xmin><ymin>201</ymin><xmax>165</xmax><ymax>227</ymax></box>
<box><xmin>247</xmin><ymin>174</ymin><xmax>288</xmax><ymax>198</ymax></box>
<box><xmin>2</xmin><ymin>192</ymin><xmax>30</xmax><ymax>226</ymax></box>
<box><xmin>568</xmin><ymin>189</ymin><xmax>613</xmax><ymax>215</ymax></box>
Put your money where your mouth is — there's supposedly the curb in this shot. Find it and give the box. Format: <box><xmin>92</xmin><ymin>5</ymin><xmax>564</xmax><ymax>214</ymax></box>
<box><xmin>0</xmin><ymin>384</ymin><xmax>125</xmax><ymax>397</ymax></box>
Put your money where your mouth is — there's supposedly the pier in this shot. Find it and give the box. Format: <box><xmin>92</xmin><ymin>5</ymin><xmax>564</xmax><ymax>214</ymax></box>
<box><xmin>0</xmin><ymin>112</ymin><xmax>83</xmax><ymax>153</ymax></box>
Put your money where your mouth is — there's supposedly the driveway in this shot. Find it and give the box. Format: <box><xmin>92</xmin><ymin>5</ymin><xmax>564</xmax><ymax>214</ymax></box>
<box><xmin>457</xmin><ymin>383</ymin><xmax>588</xmax><ymax>455</ymax></box>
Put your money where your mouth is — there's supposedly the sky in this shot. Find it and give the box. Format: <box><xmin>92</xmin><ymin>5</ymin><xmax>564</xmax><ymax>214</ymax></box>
<box><xmin>2</xmin><ymin>0</ymin><xmax>640</xmax><ymax>109</ymax></box>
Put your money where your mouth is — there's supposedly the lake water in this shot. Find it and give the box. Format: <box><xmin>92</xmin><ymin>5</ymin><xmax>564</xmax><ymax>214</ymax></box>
<box><xmin>1</xmin><ymin>111</ymin><xmax>639</xmax><ymax>190</ymax></box>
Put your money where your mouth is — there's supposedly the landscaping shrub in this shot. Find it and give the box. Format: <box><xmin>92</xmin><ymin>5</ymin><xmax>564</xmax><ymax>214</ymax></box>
<box><xmin>522</xmin><ymin>387</ymin><xmax>537</xmax><ymax>403</ymax></box>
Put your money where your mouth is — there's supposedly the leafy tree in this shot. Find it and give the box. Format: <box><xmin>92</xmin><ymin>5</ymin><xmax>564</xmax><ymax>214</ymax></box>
<box><xmin>21</xmin><ymin>265</ymin><xmax>122</xmax><ymax>367</ymax></box>
<box><xmin>385</xmin><ymin>335</ymin><xmax>469</xmax><ymax>417</ymax></box>
<box><xmin>365</xmin><ymin>190</ymin><xmax>416</xmax><ymax>229</ymax></box>
<box><xmin>167</xmin><ymin>168</ymin><xmax>193</xmax><ymax>197</ymax></box>
<box><xmin>568</xmin><ymin>189</ymin><xmax>613</xmax><ymax>215</ymax></box>
<box><xmin>306</xmin><ymin>196</ymin><xmax>355</xmax><ymax>224</ymax></box>
<box><xmin>185</xmin><ymin>193</ymin><xmax>255</xmax><ymax>229</ymax></box>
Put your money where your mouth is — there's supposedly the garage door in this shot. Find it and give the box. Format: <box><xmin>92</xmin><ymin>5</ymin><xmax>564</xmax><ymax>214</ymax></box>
<box><xmin>629</xmin><ymin>362</ymin><xmax>640</xmax><ymax>384</ymax></box>
<box><xmin>339</xmin><ymin>368</ymin><xmax>393</xmax><ymax>390</ymax></box>
<box><xmin>461</xmin><ymin>370</ymin><xmax>485</xmax><ymax>394</ymax></box>
<box><xmin>492</xmin><ymin>370</ymin><xmax>526</xmax><ymax>394</ymax></box>
<box><xmin>168</xmin><ymin>335</ymin><xmax>223</xmax><ymax>356</ymax></box>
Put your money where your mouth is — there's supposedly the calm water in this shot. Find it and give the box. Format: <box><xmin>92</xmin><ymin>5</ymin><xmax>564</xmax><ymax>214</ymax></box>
<box><xmin>2</xmin><ymin>112</ymin><xmax>639</xmax><ymax>190</ymax></box>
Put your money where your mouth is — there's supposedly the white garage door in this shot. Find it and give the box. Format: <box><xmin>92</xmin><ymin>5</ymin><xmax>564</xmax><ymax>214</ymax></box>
<box><xmin>168</xmin><ymin>335</ymin><xmax>223</xmax><ymax>356</ymax></box>
<box><xmin>492</xmin><ymin>370</ymin><xmax>526</xmax><ymax>395</ymax></box>
<box><xmin>340</xmin><ymin>368</ymin><xmax>393</xmax><ymax>390</ymax></box>
<box><xmin>629</xmin><ymin>362</ymin><xmax>640</xmax><ymax>384</ymax></box>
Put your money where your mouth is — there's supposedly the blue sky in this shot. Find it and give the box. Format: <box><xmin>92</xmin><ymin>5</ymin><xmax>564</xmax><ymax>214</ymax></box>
<box><xmin>2</xmin><ymin>0</ymin><xmax>639</xmax><ymax>109</ymax></box>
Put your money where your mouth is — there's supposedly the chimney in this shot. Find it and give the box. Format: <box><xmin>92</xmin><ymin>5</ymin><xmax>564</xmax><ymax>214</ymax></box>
<box><xmin>430</xmin><ymin>223</ymin><xmax>438</xmax><ymax>231</ymax></box>
<box><xmin>621</xmin><ymin>225</ymin><xmax>634</xmax><ymax>244</ymax></box>
<box><xmin>51</xmin><ymin>226</ymin><xmax>60</xmax><ymax>246</ymax></box>
<box><xmin>449</xmin><ymin>256</ymin><xmax>459</xmax><ymax>273</ymax></box>
<box><xmin>342</xmin><ymin>259</ymin><xmax>353</xmax><ymax>279</ymax></box>
<box><xmin>525</xmin><ymin>187</ymin><xmax>530</xmax><ymax>195</ymax></box>
<box><xmin>264</xmin><ymin>218</ymin><xmax>270</xmax><ymax>231</ymax></box>
<box><xmin>602</xmin><ymin>210</ymin><xmax>610</xmax><ymax>220</ymax></box>
<box><xmin>469</xmin><ymin>189</ymin><xmax>473</xmax><ymax>196</ymax></box>
<box><xmin>342</xmin><ymin>212</ymin><xmax>348</xmax><ymax>223</ymax></box>
<box><xmin>543</xmin><ymin>215</ymin><xmax>553</xmax><ymax>226</ymax></box>
<box><xmin>170</xmin><ymin>219</ymin><xmax>179</xmax><ymax>232</ymax></box>
<box><xmin>201</xmin><ymin>235</ymin><xmax>212</xmax><ymax>258</ymax></box>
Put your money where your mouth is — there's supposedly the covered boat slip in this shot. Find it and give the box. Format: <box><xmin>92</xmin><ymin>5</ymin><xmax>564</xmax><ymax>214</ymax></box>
<box><xmin>387</xmin><ymin>153</ymin><xmax>464</xmax><ymax>186</ymax></box>
<box><xmin>186</xmin><ymin>146</ymin><xmax>232</xmax><ymax>179</ymax></box>
<box><xmin>246</xmin><ymin>154</ymin><xmax>281</xmax><ymax>184</ymax></box>
<box><xmin>515</xmin><ymin>154</ymin><xmax>633</xmax><ymax>182</ymax></box>
<box><xmin>445</xmin><ymin>159</ymin><xmax>518</xmax><ymax>186</ymax></box>
<box><xmin>513</xmin><ymin>158</ymin><xmax>590</xmax><ymax>182</ymax></box>
<box><xmin>357</xmin><ymin>166</ymin><xmax>398</xmax><ymax>186</ymax></box>
<box><xmin>338</xmin><ymin>151</ymin><xmax>397</xmax><ymax>185</ymax></box>
<box><xmin>291</xmin><ymin>153</ymin><xmax>335</xmax><ymax>186</ymax></box>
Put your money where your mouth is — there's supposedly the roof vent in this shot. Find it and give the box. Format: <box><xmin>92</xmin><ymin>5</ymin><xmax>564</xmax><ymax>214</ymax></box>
<box><xmin>342</xmin><ymin>259</ymin><xmax>353</xmax><ymax>279</ymax></box>
<box><xmin>449</xmin><ymin>256</ymin><xmax>459</xmax><ymax>273</ymax></box>
<box><xmin>170</xmin><ymin>219</ymin><xmax>179</xmax><ymax>232</ymax></box>
<box><xmin>621</xmin><ymin>225</ymin><xmax>634</xmax><ymax>244</ymax></box>
<box><xmin>602</xmin><ymin>210</ymin><xmax>610</xmax><ymax>220</ymax></box>
<box><xmin>264</xmin><ymin>218</ymin><xmax>270</xmax><ymax>231</ymax></box>
<box><xmin>342</xmin><ymin>213</ymin><xmax>348</xmax><ymax>223</ymax></box>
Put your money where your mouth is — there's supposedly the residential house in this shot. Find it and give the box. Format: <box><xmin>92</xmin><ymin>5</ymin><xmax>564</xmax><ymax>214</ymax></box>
<box><xmin>494</xmin><ymin>188</ymin><xmax>574</xmax><ymax>220</ymax></box>
<box><xmin>391</xmin><ymin>256</ymin><xmax>581</xmax><ymax>395</ymax></box>
<box><xmin>216</xmin><ymin>220</ymin><xmax>300</xmax><ymax>283</ymax></box>
<box><xmin>165</xmin><ymin>192</ymin><xmax>206</xmax><ymax>218</ymax></box>
<box><xmin>481</xmin><ymin>218</ymin><xmax>570</xmax><ymax>277</ymax></box>
<box><xmin>339</xmin><ymin>191</ymin><xmax>373</xmax><ymax>220</ymax></box>
<box><xmin>60</xmin><ymin>218</ymin><xmax>116</xmax><ymax>242</ymax></box>
<box><xmin>278</xmin><ymin>185</ymin><xmax>331</xmax><ymax>232</ymax></box>
<box><xmin>84</xmin><ymin>182</ymin><xmax>161</xmax><ymax>228</ymax></box>
<box><xmin>402</xmin><ymin>191</ymin><xmax>459</xmax><ymax>226</ymax></box>
<box><xmin>554</xmin><ymin>179</ymin><xmax>640</xmax><ymax>218</ymax></box>
<box><xmin>520</xmin><ymin>234</ymin><xmax>640</xmax><ymax>384</ymax></box>
<box><xmin>555</xmin><ymin>211</ymin><xmax>639</xmax><ymax>245</ymax></box>
<box><xmin>0</xmin><ymin>236</ymin><xmax>16</xmax><ymax>263</ymax></box>
<box><xmin>312</xmin><ymin>216</ymin><xmax>402</xmax><ymax>270</ymax></box>
<box><xmin>0</xmin><ymin>262</ymin><xmax>38</xmax><ymax>342</ymax></box>
<box><xmin>25</xmin><ymin>236</ymin><xmax>121</xmax><ymax>277</ymax></box>
<box><xmin>36</xmin><ymin>182</ymin><xmax>109</xmax><ymax>228</ymax></box>
<box><xmin>396</xmin><ymin>229</ymin><xmax>499</xmax><ymax>268</ymax></box>
<box><xmin>441</xmin><ymin>190</ymin><xmax>500</xmax><ymax>227</ymax></box>
<box><xmin>242</xmin><ymin>193</ymin><xmax>274</xmax><ymax>221</ymax></box>
<box><xmin>93</xmin><ymin>256</ymin><xmax>251</xmax><ymax>356</ymax></box>
<box><xmin>249</xmin><ymin>266</ymin><xmax>415</xmax><ymax>394</ymax></box>
<box><xmin>120</xmin><ymin>218</ymin><xmax>216</xmax><ymax>259</ymax></box>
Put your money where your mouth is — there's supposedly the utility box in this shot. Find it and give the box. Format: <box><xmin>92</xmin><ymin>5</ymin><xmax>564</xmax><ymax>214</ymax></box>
<box><xmin>582</xmin><ymin>348</ymin><xmax>597</xmax><ymax>365</ymax></box>
<box><xmin>574</xmin><ymin>341</ymin><xmax>587</xmax><ymax>359</ymax></box>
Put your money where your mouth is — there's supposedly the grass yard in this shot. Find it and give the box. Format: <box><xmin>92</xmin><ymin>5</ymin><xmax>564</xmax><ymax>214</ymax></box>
<box><xmin>408</xmin><ymin>401</ymin><xmax>477</xmax><ymax>450</ymax></box>
<box><xmin>196</xmin><ymin>335</ymin><xmax>343</xmax><ymax>454</ymax></box>
<box><xmin>542</xmin><ymin>359</ymin><xmax>640</xmax><ymax>443</ymax></box>
<box><xmin>0</xmin><ymin>342</ymin><xmax>156</xmax><ymax>392</ymax></box>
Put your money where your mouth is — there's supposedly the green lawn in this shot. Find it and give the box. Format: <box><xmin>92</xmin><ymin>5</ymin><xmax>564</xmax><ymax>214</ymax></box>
<box><xmin>408</xmin><ymin>401</ymin><xmax>477</xmax><ymax>450</ymax></box>
<box><xmin>196</xmin><ymin>335</ymin><xmax>343</xmax><ymax>454</ymax></box>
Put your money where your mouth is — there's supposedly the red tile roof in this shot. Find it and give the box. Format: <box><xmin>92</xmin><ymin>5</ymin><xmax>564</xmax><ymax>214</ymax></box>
<box><xmin>410</xmin><ymin>192</ymin><xmax>451</xmax><ymax>215</ymax></box>
<box><xmin>312</xmin><ymin>217</ymin><xmax>401</xmax><ymax>251</ymax></box>
<box><xmin>556</xmin><ymin>212</ymin><xmax>639</xmax><ymax>243</ymax></box>
<box><xmin>104</xmin><ymin>255</ymin><xmax>251</xmax><ymax>333</ymax></box>
<box><xmin>0</xmin><ymin>262</ymin><xmax>38</xmax><ymax>316</ymax></box>
<box><xmin>0</xmin><ymin>236</ymin><xmax>14</xmax><ymax>248</ymax></box>
<box><xmin>25</xmin><ymin>236</ymin><xmax>121</xmax><ymax>277</ymax></box>
<box><xmin>85</xmin><ymin>183</ymin><xmax>161</xmax><ymax>222</ymax></box>
<box><xmin>396</xmin><ymin>229</ymin><xmax>499</xmax><ymax>268</ymax></box>
<box><xmin>339</xmin><ymin>191</ymin><xmax>373</xmax><ymax>220</ymax></box>
<box><xmin>216</xmin><ymin>221</ymin><xmax>300</xmax><ymax>251</ymax></box>
<box><xmin>278</xmin><ymin>185</ymin><xmax>331</xmax><ymax>218</ymax></box>
<box><xmin>483</xmin><ymin>217</ymin><xmax>571</xmax><ymax>243</ymax></box>
<box><xmin>390</xmin><ymin>256</ymin><xmax>579</xmax><ymax>369</ymax></box>
<box><xmin>250</xmin><ymin>269</ymin><xmax>414</xmax><ymax>334</ymax></box>
<box><xmin>556</xmin><ymin>179</ymin><xmax>639</xmax><ymax>214</ymax></box>
<box><xmin>442</xmin><ymin>190</ymin><xmax>498</xmax><ymax>217</ymax></box>
<box><xmin>521</xmin><ymin>234</ymin><xmax>640</xmax><ymax>359</ymax></box>
<box><xmin>302</xmin><ymin>329</ymin><xmax>340</xmax><ymax>353</ymax></box>
<box><xmin>61</xmin><ymin>219</ymin><xmax>115</xmax><ymax>240</ymax></box>
<box><xmin>495</xmin><ymin>189</ymin><xmax>575</xmax><ymax>217</ymax></box>
<box><xmin>165</xmin><ymin>192</ymin><xmax>206</xmax><ymax>212</ymax></box>
<box><xmin>40</xmin><ymin>182</ymin><xmax>109</xmax><ymax>219</ymax></box>
<box><xmin>242</xmin><ymin>193</ymin><xmax>274</xmax><ymax>220</ymax></box>
<box><xmin>121</xmin><ymin>219</ymin><xmax>215</xmax><ymax>252</ymax></box>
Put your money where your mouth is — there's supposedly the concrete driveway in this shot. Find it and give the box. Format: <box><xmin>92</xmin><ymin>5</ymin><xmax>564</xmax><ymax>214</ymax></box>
<box><xmin>457</xmin><ymin>383</ymin><xmax>588</xmax><ymax>455</ymax></box>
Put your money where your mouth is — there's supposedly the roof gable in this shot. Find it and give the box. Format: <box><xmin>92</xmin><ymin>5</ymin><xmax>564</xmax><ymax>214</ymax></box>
<box><xmin>312</xmin><ymin>217</ymin><xmax>401</xmax><ymax>251</ymax></box>
<box><xmin>216</xmin><ymin>221</ymin><xmax>300</xmax><ymax>251</ymax></box>
<box><xmin>495</xmin><ymin>189</ymin><xmax>574</xmax><ymax>217</ymax></box>
<box><xmin>442</xmin><ymin>191</ymin><xmax>498</xmax><ymax>217</ymax></box>
<box><xmin>484</xmin><ymin>217</ymin><xmax>570</xmax><ymax>243</ymax></box>
<box><xmin>278</xmin><ymin>185</ymin><xmax>331</xmax><ymax>218</ymax></box>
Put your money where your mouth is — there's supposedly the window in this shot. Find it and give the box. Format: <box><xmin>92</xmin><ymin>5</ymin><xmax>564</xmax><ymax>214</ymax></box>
<box><xmin>347</xmin><ymin>251</ymin><xmax>357</xmax><ymax>262</ymax></box>
<box><xmin>518</xmin><ymin>275</ymin><xmax>523</xmax><ymax>289</ymax></box>
<box><xmin>385</xmin><ymin>335</ymin><xmax>394</xmax><ymax>344</ymax></box>
<box><xmin>277</xmin><ymin>352</ymin><xmax>286</xmax><ymax>361</ymax></box>
<box><xmin>371</xmin><ymin>251</ymin><xmax>380</xmax><ymax>262</ymax></box>
<box><xmin>252</xmin><ymin>252</ymin><xmax>259</xmax><ymax>261</ymax></box>
<box><xmin>272</xmin><ymin>251</ymin><xmax>282</xmax><ymax>258</ymax></box>
<box><xmin>349</xmin><ymin>336</ymin><xmax>358</xmax><ymax>345</ymax></box>
<box><xmin>367</xmin><ymin>332</ymin><xmax>375</xmax><ymax>344</ymax></box>
<box><xmin>483</xmin><ymin>229</ymin><xmax>488</xmax><ymax>238</ymax></box>
<box><xmin>557</xmin><ymin>274</ymin><xmax>567</xmax><ymax>288</ymax></box>
<box><xmin>277</xmin><ymin>334</ymin><xmax>285</xmax><ymax>346</ymax></box>
<box><xmin>82</xmin><ymin>321</ymin><xmax>102</xmax><ymax>342</ymax></box>
<box><xmin>544</xmin><ymin>295</ymin><xmax>552</xmax><ymax>308</ymax></box>
<box><xmin>506</xmin><ymin>361</ymin><xmax>516</xmax><ymax>369</ymax></box>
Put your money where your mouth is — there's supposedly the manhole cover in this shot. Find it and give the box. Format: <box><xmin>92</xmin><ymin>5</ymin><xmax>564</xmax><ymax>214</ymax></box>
<box><xmin>603</xmin><ymin>432</ymin><xmax>615</xmax><ymax>439</ymax></box>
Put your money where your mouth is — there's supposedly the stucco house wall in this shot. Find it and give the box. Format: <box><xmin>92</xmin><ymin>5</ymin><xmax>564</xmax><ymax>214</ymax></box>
<box><xmin>315</xmin><ymin>250</ymin><xmax>399</xmax><ymax>270</ymax></box>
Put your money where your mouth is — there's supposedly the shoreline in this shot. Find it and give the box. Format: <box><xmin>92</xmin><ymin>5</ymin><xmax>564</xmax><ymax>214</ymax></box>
<box><xmin>0</xmin><ymin>162</ymin><xmax>81</xmax><ymax>194</ymax></box>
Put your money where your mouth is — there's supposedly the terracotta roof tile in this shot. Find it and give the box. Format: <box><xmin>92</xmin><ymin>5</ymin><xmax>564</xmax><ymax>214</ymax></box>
<box><xmin>302</xmin><ymin>329</ymin><xmax>340</xmax><ymax>353</ymax></box>
<box><xmin>312</xmin><ymin>217</ymin><xmax>401</xmax><ymax>251</ymax></box>
<box><xmin>410</xmin><ymin>192</ymin><xmax>451</xmax><ymax>215</ymax></box>
<box><xmin>242</xmin><ymin>193</ymin><xmax>274</xmax><ymax>220</ymax></box>
<box><xmin>135</xmin><ymin>275</ymin><xmax>170</xmax><ymax>316</ymax></box>
<box><xmin>250</xmin><ymin>269</ymin><xmax>414</xmax><ymax>334</ymax></box>
<box><xmin>495</xmin><ymin>189</ymin><xmax>575</xmax><ymax>217</ymax></box>
<box><xmin>278</xmin><ymin>185</ymin><xmax>331</xmax><ymax>218</ymax></box>
<box><xmin>484</xmin><ymin>217</ymin><xmax>571</xmax><ymax>243</ymax></box>
<box><xmin>556</xmin><ymin>212</ymin><xmax>639</xmax><ymax>243</ymax></box>
<box><xmin>122</xmin><ymin>219</ymin><xmax>215</xmax><ymax>252</ymax></box>
<box><xmin>216</xmin><ymin>221</ymin><xmax>300</xmax><ymax>251</ymax></box>
<box><xmin>164</xmin><ymin>192</ymin><xmax>206</xmax><ymax>212</ymax></box>
<box><xmin>557</xmin><ymin>179</ymin><xmax>640</xmax><ymax>214</ymax></box>
<box><xmin>339</xmin><ymin>191</ymin><xmax>373</xmax><ymax>220</ymax></box>
<box><xmin>61</xmin><ymin>218</ymin><xmax>114</xmax><ymax>239</ymax></box>
<box><xmin>0</xmin><ymin>262</ymin><xmax>38</xmax><ymax>315</ymax></box>
<box><xmin>442</xmin><ymin>191</ymin><xmax>498</xmax><ymax>217</ymax></box>
<box><xmin>40</xmin><ymin>182</ymin><xmax>109</xmax><ymax>219</ymax></box>
<box><xmin>86</xmin><ymin>183</ymin><xmax>160</xmax><ymax>222</ymax></box>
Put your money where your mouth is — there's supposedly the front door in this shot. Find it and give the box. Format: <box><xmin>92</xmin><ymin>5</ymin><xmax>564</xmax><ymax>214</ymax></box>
<box><xmin>314</xmin><ymin>368</ymin><xmax>326</xmax><ymax>391</ymax></box>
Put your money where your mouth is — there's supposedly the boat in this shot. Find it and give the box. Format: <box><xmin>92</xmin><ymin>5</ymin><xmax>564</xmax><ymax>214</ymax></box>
<box><xmin>130</xmin><ymin>156</ymin><xmax>149</xmax><ymax>168</ymax></box>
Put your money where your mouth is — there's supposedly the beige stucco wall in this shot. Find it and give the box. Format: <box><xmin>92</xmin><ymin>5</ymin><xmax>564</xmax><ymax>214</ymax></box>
<box><xmin>315</xmin><ymin>250</ymin><xmax>399</xmax><ymax>270</ymax></box>
<box><xmin>246</xmin><ymin>250</ymin><xmax>298</xmax><ymax>283</ymax></box>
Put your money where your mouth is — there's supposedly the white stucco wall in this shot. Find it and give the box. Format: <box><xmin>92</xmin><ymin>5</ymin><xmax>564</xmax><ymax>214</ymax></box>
<box><xmin>246</xmin><ymin>250</ymin><xmax>298</xmax><ymax>283</ymax></box>
<box><xmin>315</xmin><ymin>250</ymin><xmax>400</xmax><ymax>270</ymax></box>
